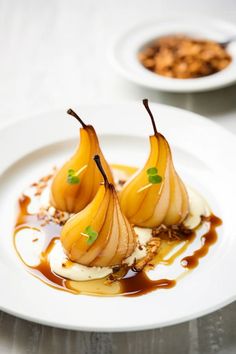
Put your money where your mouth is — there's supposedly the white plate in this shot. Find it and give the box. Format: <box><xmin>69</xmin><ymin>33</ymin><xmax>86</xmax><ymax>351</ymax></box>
<box><xmin>0</xmin><ymin>102</ymin><xmax>236</xmax><ymax>332</ymax></box>
<box><xmin>110</xmin><ymin>16</ymin><xmax>236</xmax><ymax>92</ymax></box>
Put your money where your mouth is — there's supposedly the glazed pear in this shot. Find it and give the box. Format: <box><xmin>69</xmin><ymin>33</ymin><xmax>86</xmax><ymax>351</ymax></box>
<box><xmin>61</xmin><ymin>155</ymin><xmax>137</xmax><ymax>267</ymax></box>
<box><xmin>50</xmin><ymin>109</ymin><xmax>113</xmax><ymax>213</ymax></box>
<box><xmin>119</xmin><ymin>99</ymin><xmax>189</xmax><ymax>228</ymax></box>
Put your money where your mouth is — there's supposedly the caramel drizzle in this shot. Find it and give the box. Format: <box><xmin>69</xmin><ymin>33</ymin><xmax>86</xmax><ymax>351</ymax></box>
<box><xmin>13</xmin><ymin>167</ymin><xmax>222</xmax><ymax>297</ymax></box>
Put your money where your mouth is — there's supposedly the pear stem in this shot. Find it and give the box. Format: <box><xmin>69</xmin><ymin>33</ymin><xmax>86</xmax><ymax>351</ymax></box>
<box><xmin>143</xmin><ymin>99</ymin><xmax>158</xmax><ymax>135</ymax></box>
<box><xmin>94</xmin><ymin>155</ymin><xmax>109</xmax><ymax>186</ymax></box>
<box><xmin>67</xmin><ymin>109</ymin><xmax>87</xmax><ymax>128</ymax></box>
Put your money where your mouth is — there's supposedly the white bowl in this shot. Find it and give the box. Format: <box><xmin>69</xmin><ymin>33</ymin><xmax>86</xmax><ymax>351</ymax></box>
<box><xmin>110</xmin><ymin>16</ymin><xmax>236</xmax><ymax>92</ymax></box>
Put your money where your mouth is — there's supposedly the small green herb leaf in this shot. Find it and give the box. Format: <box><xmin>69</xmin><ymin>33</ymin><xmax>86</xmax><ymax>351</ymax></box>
<box><xmin>147</xmin><ymin>167</ymin><xmax>158</xmax><ymax>175</ymax></box>
<box><xmin>84</xmin><ymin>226</ymin><xmax>98</xmax><ymax>245</ymax></box>
<box><xmin>67</xmin><ymin>169</ymin><xmax>80</xmax><ymax>184</ymax></box>
<box><xmin>67</xmin><ymin>175</ymin><xmax>80</xmax><ymax>184</ymax></box>
<box><xmin>146</xmin><ymin>166</ymin><xmax>162</xmax><ymax>184</ymax></box>
<box><xmin>148</xmin><ymin>174</ymin><xmax>162</xmax><ymax>184</ymax></box>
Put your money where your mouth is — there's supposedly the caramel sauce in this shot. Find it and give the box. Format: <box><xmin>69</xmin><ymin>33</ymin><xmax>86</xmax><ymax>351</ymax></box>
<box><xmin>160</xmin><ymin>232</ymin><xmax>196</xmax><ymax>266</ymax></box>
<box><xmin>31</xmin><ymin>237</ymin><xmax>69</xmax><ymax>290</ymax></box>
<box><xmin>120</xmin><ymin>271</ymin><xmax>176</xmax><ymax>296</ymax></box>
<box><xmin>181</xmin><ymin>215</ymin><xmax>222</xmax><ymax>269</ymax></box>
<box><xmin>16</xmin><ymin>195</ymin><xmax>31</xmax><ymax>225</ymax></box>
<box><xmin>14</xmin><ymin>196</ymin><xmax>70</xmax><ymax>288</ymax></box>
<box><xmin>13</xmin><ymin>165</ymin><xmax>222</xmax><ymax>297</ymax></box>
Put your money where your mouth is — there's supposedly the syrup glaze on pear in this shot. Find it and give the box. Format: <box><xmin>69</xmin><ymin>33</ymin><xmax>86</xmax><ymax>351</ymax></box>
<box><xmin>119</xmin><ymin>99</ymin><xmax>189</xmax><ymax>228</ymax></box>
<box><xmin>61</xmin><ymin>155</ymin><xmax>137</xmax><ymax>267</ymax></box>
<box><xmin>50</xmin><ymin>109</ymin><xmax>113</xmax><ymax>213</ymax></box>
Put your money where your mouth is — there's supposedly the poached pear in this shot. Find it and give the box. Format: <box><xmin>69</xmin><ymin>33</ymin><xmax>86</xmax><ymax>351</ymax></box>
<box><xmin>119</xmin><ymin>99</ymin><xmax>189</xmax><ymax>228</ymax></box>
<box><xmin>50</xmin><ymin>109</ymin><xmax>113</xmax><ymax>213</ymax></box>
<box><xmin>61</xmin><ymin>155</ymin><xmax>137</xmax><ymax>267</ymax></box>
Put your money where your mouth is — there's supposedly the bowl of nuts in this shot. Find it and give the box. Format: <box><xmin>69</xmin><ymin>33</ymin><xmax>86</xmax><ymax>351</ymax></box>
<box><xmin>110</xmin><ymin>16</ymin><xmax>236</xmax><ymax>92</ymax></box>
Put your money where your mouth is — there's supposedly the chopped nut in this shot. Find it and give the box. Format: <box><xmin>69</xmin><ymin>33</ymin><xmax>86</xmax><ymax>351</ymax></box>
<box><xmin>152</xmin><ymin>223</ymin><xmax>193</xmax><ymax>241</ymax></box>
<box><xmin>139</xmin><ymin>35</ymin><xmax>231</xmax><ymax>79</ymax></box>
<box><xmin>106</xmin><ymin>265</ymin><xmax>129</xmax><ymax>283</ymax></box>
<box><xmin>133</xmin><ymin>237</ymin><xmax>161</xmax><ymax>272</ymax></box>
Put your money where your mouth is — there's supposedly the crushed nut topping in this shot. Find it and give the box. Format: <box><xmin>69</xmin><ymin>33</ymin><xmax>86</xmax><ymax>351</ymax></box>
<box><xmin>38</xmin><ymin>206</ymin><xmax>71</xmax><ymax>227</ymax></box>
<box><xmin>107</xmin><ymin>237</ymin><xmax>161</xmax><ymax>282</ymax></box>
<box><xmin>152</xmin><ymin>223</ymin><xmax>193</xmax><ymax>241</ymax></box>
<box><xmin>133</xmin><ymin>237</ymin><xmax>161</xmax><ymax>272</ymax></box>
<box><xmin>139</xmin><ymin>35</ymin><xmax>231</xmax><ymax>79</ymax></box>
<box><xmin>106</xmin><ymin>265</ymin><xmax>129</xmax><ymax>283</ymax></box>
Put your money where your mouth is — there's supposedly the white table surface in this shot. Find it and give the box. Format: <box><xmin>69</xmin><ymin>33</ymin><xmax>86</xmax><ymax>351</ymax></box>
<box><xmin>1</xmin><ymin>0</ymin><xmax>236</xmax><ymax>353</ymax></box>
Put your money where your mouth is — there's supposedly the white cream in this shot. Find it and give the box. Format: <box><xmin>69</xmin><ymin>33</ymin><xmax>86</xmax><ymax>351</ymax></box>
<box><xmin>135</xmin><ymin>227</ymin><xmax>153</xmax><ymax>245</ymax></box>
<box><xmin>184</xmin><ymin>186</ymin><xmax>211</xmax><ymax>229</ymax></box>
<box><xmin>49</xmin><ymin>241</ymin><xmax>113</xmax><ymax>281</ymax></box>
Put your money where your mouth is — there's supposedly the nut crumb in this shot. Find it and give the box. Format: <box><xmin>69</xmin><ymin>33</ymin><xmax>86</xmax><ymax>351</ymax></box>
<box><xmin>133</xmin><ymin>237</ymin><xmax>161</xmax><ymax>271</ymax></box>
<box><xmin>152</xmin><ymin>223</ymin><xmax>193</xmax><ymax>241</ymax></box>
<box><xmin>139</xmin><ymin>35</ymin><xmax>231</xmax><ymax>79</ymax></box>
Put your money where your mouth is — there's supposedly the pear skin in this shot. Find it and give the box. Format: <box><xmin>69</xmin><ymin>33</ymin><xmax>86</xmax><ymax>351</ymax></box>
<box><xmin>50</xmin><ymin>109</ymin><xmax>113</xmax><ymax>213</ymax></box>
<box><xmin>119</xmin><ymin>99</ymin><xmax>189</xmax><ymax>228</ymax></box>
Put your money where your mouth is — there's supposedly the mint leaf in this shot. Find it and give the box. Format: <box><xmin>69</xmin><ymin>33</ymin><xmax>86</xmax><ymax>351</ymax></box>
<box><xmin>148</xmin><ymin>174</ymin><xmax>162</xmax><ymax>184</ymax></box>
<box><xmin>84</xmin><ymin>226</ymin><xmax>98</xmax><ymax>245</ymax></box>
<box><xmin>68</xmin><ymin>169</ymin><xmax>75</xmax><ymax>175</ymax></box>
<box><xmin>67</xmin><ymin>169</ymin><xmax>80</xmax><ymax>184</ymax></box>
<box><xmin>146</xmin><ymin>166</ymin><xmax>162</xmax><ymax>184</ymax></box>
<box><xmin>67</xmin><ymin>175</ymin><xmax>80</xmax><ymax>184</ymax></box>
<box><xmin>87</xmin><ymin>233</ymin><xmax>98</xmax><ymax>245</ymax></box>
<box><xmin>147</xmin><ymin>167</ymin><xmax>158</xmax><ymax>175</ymax></box>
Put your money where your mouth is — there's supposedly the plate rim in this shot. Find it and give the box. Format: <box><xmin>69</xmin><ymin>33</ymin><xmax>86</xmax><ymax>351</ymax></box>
<box><xmin>1</xmin><ymin>101</ymin><xmax>236</xmax><ymax>332</ymax></box>
<box><xmin>0</xmin><ymin>294</ymin><xmax>235</xmax><ymax>332</ymax></box>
